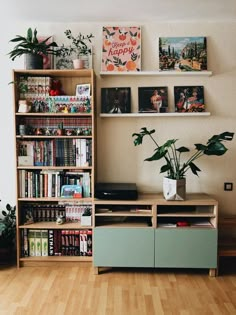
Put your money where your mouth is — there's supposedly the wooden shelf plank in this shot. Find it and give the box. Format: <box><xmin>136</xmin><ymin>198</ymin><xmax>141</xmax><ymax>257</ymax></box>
<box><xmin>100</xmin><ymin>112</ymin><xmax>211</xmax><ymax>118</ymax></box>
<box><xmin>100</xmin><ymin>70</ymin><xmax>212</xmax><ymax>76</ymax></box>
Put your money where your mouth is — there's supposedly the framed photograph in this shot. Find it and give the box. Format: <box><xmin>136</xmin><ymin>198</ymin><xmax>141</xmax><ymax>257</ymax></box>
<box><xmin>101</xmin><ymin>26</ymin><xmax>141</xmax><ymax>72</ymax></box>
<box><xmin>174</xmin><ymin>86</ymin><xmax>205</xmax><ymax>112</ymax></box>
<box><xmin>76</xmin><ymin>84</ymin><xmax>90</xmax><ymax>97</ymax></box>
<box><xmin>54</xmin><ymin>46</ymin><xmax>93</xmax><ymax>70</ymax></box>
<box><xmin>138</xmin><ymin>87</ymin><xmax>168</xmax><ymax>113</ymax></box>
<box><xmin>159</xmin><ymin>37</ymin><xmax>207</xmax><ymax>71</ymax></box>
<box><xmin>61</xmin><ymin>185</ymin><xmax>82</xmax><ymax>198</ymax></box>
<box><xmin>101</xmin><ymin>87</ymin><xmax>131</xmax><ymax>113</ymax></box>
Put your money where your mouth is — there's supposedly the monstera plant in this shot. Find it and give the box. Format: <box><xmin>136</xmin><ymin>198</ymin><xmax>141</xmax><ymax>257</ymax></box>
<box><xmin>132</xmin><ymin>128</ymin><xmax>234</xmax><ymax>200</ymax></box>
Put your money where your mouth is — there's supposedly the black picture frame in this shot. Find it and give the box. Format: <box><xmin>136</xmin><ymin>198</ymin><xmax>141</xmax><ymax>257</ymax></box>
<box><xmin>174</xmin><ymin>86</ymin><xmax>205</xmax><ymax>112</ymax></box>
<box><xmin>138</xmin><ymin>86</ymin><xmax>168</xmax><ymax>113</ymax></box>
<box><xmin>101</xmin><ymin>87</ymin><xmax>131</xmax><ymax>113</ymax></box>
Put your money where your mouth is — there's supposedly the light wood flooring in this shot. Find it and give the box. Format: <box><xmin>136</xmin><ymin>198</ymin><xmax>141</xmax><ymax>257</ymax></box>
<box><xmin>0</xmin><ymin>258</ymin><xmax>236</xmax><ymax>315</ymax></box>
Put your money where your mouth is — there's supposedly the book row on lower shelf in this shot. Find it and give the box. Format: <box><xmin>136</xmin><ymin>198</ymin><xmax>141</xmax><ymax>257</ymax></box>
<box><xmin>21</xmin><ymin>203</ymin><xmax>92</xmax><ymax>225</ymax></box>
<box><xmin>21</xmin><ymin>228</ymin><xmax>93</xmax><ymax>258</ymax></box>
<box><xmin>18</xmin><ymin>169</ymin><xmax>91</xmax><ymax>198</ymax></box>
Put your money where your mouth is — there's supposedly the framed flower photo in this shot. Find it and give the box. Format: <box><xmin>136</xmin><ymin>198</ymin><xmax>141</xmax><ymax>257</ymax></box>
<box><xmin>174</xmin><ymin>86</ymin><xmax>205</xmax><ymax>112</ymax></box>
<box><xmin>101</xmin><ymin>87</ymin><xmax>131</xmax><ymax>113</ymax></box>
<box><xmin>138</xmin><ymin>86</ymin><xmax>168</xmax><ymax>113</ymax></box>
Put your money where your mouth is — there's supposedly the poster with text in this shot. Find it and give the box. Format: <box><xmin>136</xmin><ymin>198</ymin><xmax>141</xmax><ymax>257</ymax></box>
<box><xmin>101</xmin><ymin>26</ymin><xmax>141</xmax><ymax>72</ymax></box>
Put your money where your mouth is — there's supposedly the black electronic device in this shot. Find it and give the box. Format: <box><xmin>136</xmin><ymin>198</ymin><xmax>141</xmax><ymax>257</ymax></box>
<box><xmin>95</xmin><ymin>183</ymin><xmax>138</xmax><ymax>200</ymax></box>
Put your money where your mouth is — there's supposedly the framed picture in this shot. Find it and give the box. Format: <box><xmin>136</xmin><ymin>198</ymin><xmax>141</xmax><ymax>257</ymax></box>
<box><xmin>54</xmin><ymin>46</ymin><xmax>93</xmax><ymax>69</ymax></box>
<box><xmin>138</xmin><ymin>87</ymin><xmax>168</xmax><ymax>113</ymax></box>
<box><xmin>174</xmin><ymin>86</ymin><xmax>205</xmax><ymax>112</ymax></box>
<box><xmin>159</xmin><ymin>37</ymin><xmax>207</xmax><ymax>71</ymax></box>
<box><xmin>76</xmin><ymin>84</ymin><xmax>90</xmax><ymax>97</ymax></box>
<box><xmin>101</xmin><ymin>87</ymin><xmax>131</xmax><ymax>113</ymax></box>
<box><xmin>101</xmin><ymin>26</ymin><xmax>141</xmax><ymax>72</ymax></box>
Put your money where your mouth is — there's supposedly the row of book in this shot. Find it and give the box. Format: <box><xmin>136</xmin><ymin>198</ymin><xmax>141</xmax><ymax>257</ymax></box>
<box><xmin>21</xmin><ymin>229</ymin><xmax>92</xmax><ymax>257</ymax></box>
<box><xmin>21</xmin><ymin>203</ymin><xmax>92</xmax><ymax>224</ymax></box>
<box><xmin>18</xmin><ymin>138</ymin><xmax>92</xmax><ymax>167</ymax></box>
<box><xmin>19</xmin><ymin>75</ymin><xmax>52</xmax><ymax>99</ymax></box>
<box><xmin>18</xmin><ymin>170</ymin><xmax>91</xmax><ymax>198</ymax></box>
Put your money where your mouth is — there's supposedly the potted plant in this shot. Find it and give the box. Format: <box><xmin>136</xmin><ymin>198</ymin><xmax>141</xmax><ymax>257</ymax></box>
<box><xmin>132</xmin><ymin>128</ymin><xmax>234</xmax><ymax>200</ymax></box>
<box><xmin>0</xmin><ymin>202</ymin><xmax>16</xmax><ymax>263</ymax></box>
<box><xmin>81</xmin><ymin>207</ymin><xmax>92</xmax><ymax>226</ymax></box>
<box><xmin>58</xmin><ymin>30</ymin><xmax>94</xmax><ymax>69</ymax></box>
<box><xmin>8</xmin><ymin>27</ymin><xmax>59</xmax><ymax>69</ymax></box>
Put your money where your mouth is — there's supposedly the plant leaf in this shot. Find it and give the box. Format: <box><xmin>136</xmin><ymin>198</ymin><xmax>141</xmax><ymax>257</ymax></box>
<box><xmin>189</xmin><ymin>162</ymin><xmax>201</xmax><ymax>175</ymax></box>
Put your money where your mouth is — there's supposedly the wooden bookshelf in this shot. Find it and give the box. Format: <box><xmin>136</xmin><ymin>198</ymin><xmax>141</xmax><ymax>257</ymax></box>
<box><xmin>13</xmin><ymin>69</ymin><xmax>96</xmax><ymax>267</ymax></box>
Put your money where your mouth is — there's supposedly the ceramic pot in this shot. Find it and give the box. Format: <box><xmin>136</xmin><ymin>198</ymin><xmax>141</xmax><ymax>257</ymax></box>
<box><xmin>25</xmin><ymin>54</ymin><xmax>43</xmax><ymax>69</ymax></box>
<box><xmin>163</xmin><ymin>177</ymin><xmax>186</xmax><ymax>201</ymax></box>
<box><xmin>73</xmin><ymin>58</ymin><xmax>85</xmax><ymax>69</ymax></box>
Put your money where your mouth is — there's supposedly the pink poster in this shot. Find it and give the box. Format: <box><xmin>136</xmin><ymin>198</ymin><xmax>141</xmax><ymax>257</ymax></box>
<box><xmin>101</xmin><ymin>26</ymin><xmax>141</xmax><ymax>72</ymax></box>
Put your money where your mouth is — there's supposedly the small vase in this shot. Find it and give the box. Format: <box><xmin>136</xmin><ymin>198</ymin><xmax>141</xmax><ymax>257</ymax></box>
<box><xmin>163</xmin><ymin>177</ymin><xmax>186</xmax><ymax>201</ymax></box>
<box><xmin>73</xmin><ymin>58</ymin><xmax>85</xmax><ymax>69</ymax></box>
<box><xmin>25</xmin><ymin>54</ymin><xmax>43</xmax><ymax>69</ymax></box>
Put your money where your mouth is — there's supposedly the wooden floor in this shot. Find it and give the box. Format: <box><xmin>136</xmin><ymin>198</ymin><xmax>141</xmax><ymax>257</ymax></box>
<box><xmin>0</xmin><ymin>258</ymin><xmax>236</xmax><ymax>315</ymax></box>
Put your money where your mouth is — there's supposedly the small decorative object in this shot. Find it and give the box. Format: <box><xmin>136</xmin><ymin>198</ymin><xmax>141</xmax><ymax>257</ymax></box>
<box><xmin>159</xmin><ymin>37</ymin><xmax>207</xmax><ymax>71</ymax></box>
<box><xmin>174</xmin><ymin>86</ymin><xmax>205</xmax><ymax>112</ymax></box>
<box><xmin>18</xmin><ymin>100</ymin><xmax>31</xmax><ymax>113</ymax></box>
<box><xmin>57</xmin><ymin>122</ymin><xmax>64</xmax><ymax>136</ymax></box>
<box><xmin>8</xmin><ymin>27</ymin><xmax>59</xmax><ymax>69</ymax></box>
<box><xmin>61</xmin><ymin>185</ymin><xmax>82</xmax><ymax>198</ymax></box>
<box><xmin>81</xmin><ymin>207</ymin><xmax>92</xmax><ymax>226</ymax></box>
<box><xmin>101</xmin><ymin>87</ymin><xmax>131</xmax><ymax>113</ymax></box>
<box><xmin>76</xmin><ymin>84</ymin><xmax>90</xmax><ymax>97</ymax></box>
<box><xmin>101</xmin><ymin>26</ymin><xmax>141</xmax><ymax>72</ymax></box>
<box><xmin>55</xmin><ymin>30</ymin><xmax>94</xmax><ymax>69</ymax></box>
<box><xmin>132</xmin><ymin>128</ymin><xmax>234</xmax><ymax>200</ymax></box>
<box><xmin>138</xmin><ymin>87</ymin><xmax>168</xmax><ymax>113</ymax></box>
<box><xmin>56</xmin><ymin>214</ymin><xmax>66</xmax><ymax>225</ymax></box>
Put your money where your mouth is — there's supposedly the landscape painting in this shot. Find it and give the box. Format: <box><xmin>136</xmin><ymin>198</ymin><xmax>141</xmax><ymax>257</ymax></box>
<box><xmin>159</xmin><ymin>37</ymin><xmax>207</xmax><ymax>71</ymax></box>
<box><xmin>174</xmin><ymin>86</ymin><xmax>205</xmax><ymax>112</ymax></box>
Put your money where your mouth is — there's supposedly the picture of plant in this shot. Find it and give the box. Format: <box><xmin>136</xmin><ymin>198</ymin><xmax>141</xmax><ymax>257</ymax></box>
<box><xmin>101</xmin><ymin>87</ymin><xmax>131</xmax><ymax>113</ymax></box>
<box><xmin>174</xmin><ymin>86</ymin><xmax>205</xmax><ymax>112</ymax></box>
<box><xmin>159</xmin><ymin>37</ymin><xmax>207</xmax><ymax>71</ymax></box>
<box><xmin>138</xmin><ymin>87</ymin><xmax>168</xmax><ymax>113</ymax></box>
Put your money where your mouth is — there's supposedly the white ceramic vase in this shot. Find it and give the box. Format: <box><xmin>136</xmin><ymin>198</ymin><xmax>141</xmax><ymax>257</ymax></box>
<box><xmin>163</xmin><ymin>177</ymin><xmax>186</xmax><ymax>201</ymax></box>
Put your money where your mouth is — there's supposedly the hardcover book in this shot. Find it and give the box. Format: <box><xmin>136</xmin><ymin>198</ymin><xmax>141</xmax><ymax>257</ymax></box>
<box><xmin>101</xmin><ymin>26</ymin><xmax>141</xmax><ymax>72</ymax></box>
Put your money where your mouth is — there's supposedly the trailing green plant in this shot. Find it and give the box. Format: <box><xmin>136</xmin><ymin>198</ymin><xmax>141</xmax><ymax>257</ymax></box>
<box><xmin>59</xmin><ymin>29</ymin><xmax>94</xmax><ymax>58</ymax></box>
<box><xmin>8</xmin><ymin>27</ymin><xmax>58</xmax><ymax>60</ymax></box>
<box><xmin>0</xmin><ymin>203</ymin><xmax>16</xmax><ymax>248</ymax></box>
<box><xmin>132</xmin><ymin>128</ymin><xmax>234</xmax><ymax>180</ymax></box>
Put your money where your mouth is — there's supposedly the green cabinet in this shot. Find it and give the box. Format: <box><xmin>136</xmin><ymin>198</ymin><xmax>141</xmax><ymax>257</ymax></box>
<box><xmin>94</xmin><ymin>228</ymin><xmax>154</xmax><ymax>267</ymax></box>
<box><xmin>155</xmin><ymin>228</ymin><xmax>217</xmax><ymax>268</ymax></box>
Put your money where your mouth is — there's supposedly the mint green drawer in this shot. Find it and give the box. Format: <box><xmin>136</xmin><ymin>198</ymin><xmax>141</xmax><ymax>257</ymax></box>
<box><xmin>94</xmin><ymin>227</ymin><xmax>154</xmax><ymax>267</ymax></box>
<box><xmin>155</xmin><ymin>228</ymin><xmax>217</xmax><ymax>268</ymax></box>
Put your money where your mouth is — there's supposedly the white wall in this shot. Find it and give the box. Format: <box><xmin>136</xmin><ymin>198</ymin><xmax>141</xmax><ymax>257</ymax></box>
<box><xmin>1</xmin><ymin>20</ymin><xmax>236</xmax><ymax>215</ymax></box>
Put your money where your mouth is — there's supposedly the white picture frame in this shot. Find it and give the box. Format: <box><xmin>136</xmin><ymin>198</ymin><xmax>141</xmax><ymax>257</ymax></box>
<box><xmin>76</xmin><ymin>84</ymin><xmax>91</xmax><ymax>97</ymax></box>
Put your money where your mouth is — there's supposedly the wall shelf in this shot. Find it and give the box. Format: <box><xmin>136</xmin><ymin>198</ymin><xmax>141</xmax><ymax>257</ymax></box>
<box><xmin>100</xmin><ymin>70</ymin><xmax>212</xmax><ymax>77</ymax></box>
<box><xmin>100</xmin><ymin>112</ymin><xmax>211</xmax><ymax>118</ymax></box>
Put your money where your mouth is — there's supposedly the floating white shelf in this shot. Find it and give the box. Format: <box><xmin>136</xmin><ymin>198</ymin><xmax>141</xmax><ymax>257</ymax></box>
<box><xmin>99</xmin><ymin>112</ymin><xmax>211</xmax><ymax>118</ymax></box>
<box><xmin>100</xmin><ymin>70</ymin><xmax>212</xmax><ymax>77</ymax></box>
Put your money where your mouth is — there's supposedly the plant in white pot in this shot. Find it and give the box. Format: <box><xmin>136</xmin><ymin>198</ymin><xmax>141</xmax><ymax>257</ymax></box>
<box><xmin>59</xmin><ymin>30</ymin><xmax>94</xmax><ymax>69</ymax></box>
<box><xmin>132</xmin><ymin>128</ymin><xmax>234</xmax><ymax>200</ymax></box>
